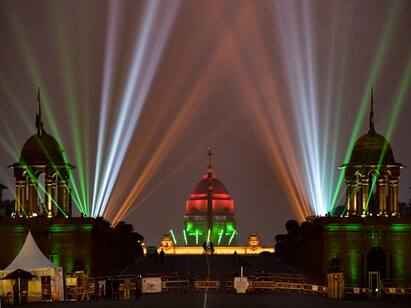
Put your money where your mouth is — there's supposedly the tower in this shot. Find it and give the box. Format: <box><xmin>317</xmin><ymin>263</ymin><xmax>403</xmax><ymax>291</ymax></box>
<box><xmin>8</xmin><ymin>89</ymin><xmax>75</xmax><ymax>218</ymax></box>
<box><xmin>340</xmin><ymin>89</ymin><xmax>403</xmax><ymax>216</ymax></box>
<box><xmin>184</xmin><ymin>148</ymin><xmax>237</xmax><ymax>245</ymax></box>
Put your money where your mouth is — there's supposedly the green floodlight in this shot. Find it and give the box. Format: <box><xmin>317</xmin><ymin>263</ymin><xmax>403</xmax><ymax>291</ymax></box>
<box><xmin>170</xmin><ymin>229</ymin><xmax>177</xmax><ymax>245</ymax></box>
<box><xmin>228</xmin><ymin>230</ymin><xmax>237</xmax><ymax>246</ymax></box>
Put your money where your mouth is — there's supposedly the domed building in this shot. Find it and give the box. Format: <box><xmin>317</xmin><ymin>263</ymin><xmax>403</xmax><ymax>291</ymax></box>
<box><xmin>0</xmin><ymin>91</ymin><xmax>143</xmax><ymax>277</ymax></box>
<box><xmin>184</xmin><ymin>148</ymin><xmax>236</xmax><ymax>246</ymax></box>
<box><xmin>295</xmin><ymin>90</ymin><xmax>411</xmax><ymax>292</ymax></box>
<box><xmin>9</xmin><ymin>91</ymin><xmax>74</xmax><ymax>218</ymax></box>
<box><xmin>341</xmin><ymin>90</ymin><xmax>403</xmax><ymax>217</ymax></box>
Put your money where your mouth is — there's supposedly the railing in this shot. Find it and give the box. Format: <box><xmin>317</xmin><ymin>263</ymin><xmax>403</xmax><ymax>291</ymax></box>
<box><xmin>65</xmin><ymin>273</ymin><xmax>411</xmax><ymax>299</ymax></box>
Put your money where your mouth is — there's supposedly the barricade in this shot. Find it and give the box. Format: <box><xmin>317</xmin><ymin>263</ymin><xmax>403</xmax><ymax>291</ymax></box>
<box><xmin>383</xmin><ymin>288</ymin><xmax>406</xmax><ymax>295</ymax></box>
<box><xmin>251</xmin><ymin>280</ymin><xmax>276</xmax><ymax>291</ymax></box>
<box><xmin>302</xmin><ymin>284</ymin><xmax>327</xmax><ymax>295</ymax></box>
<box><xmin>276</xmin><ymin>282</ymin><xmax>303</xmax><ymax>292</ymax></box>
<box><xmin>345</xmin><ymin>287</ymin><xmax>368</xmax><ymax>297</ymax></box>
<box><xmin>162</xmin><ymin>274</ymin><xmax>190</xmax><ymax>292</ymax></box>
<box><xmin>195</xmin><ymin>280</ymin><xmax>220</xmax><ymax>291</ymax></box>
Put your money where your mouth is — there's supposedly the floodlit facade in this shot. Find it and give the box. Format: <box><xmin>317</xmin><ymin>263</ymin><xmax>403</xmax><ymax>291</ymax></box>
<box><xmin>184</xmin><ymin>148</ymin><xmax>237</xmax><ymax>246</ymax></box>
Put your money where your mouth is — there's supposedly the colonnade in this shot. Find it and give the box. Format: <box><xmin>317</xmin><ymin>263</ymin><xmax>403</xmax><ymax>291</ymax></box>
<box><xmin>14</xmin><ymin>170</ymin><xmax>71</xmax><ymax>217</ymax></box>
<box><xmin>346</xmin><ymin>172</ymin><xmax>399</xmax><ymax>216</ymax></box>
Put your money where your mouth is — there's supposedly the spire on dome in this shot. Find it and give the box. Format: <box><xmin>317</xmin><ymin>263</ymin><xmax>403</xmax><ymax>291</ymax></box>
<box><xmin>35</xmin><ymin>87</ymin><xmax>46</xmax><ymax>136</ymax></box>
<box><xmin>369</xmin><ymin>87</ymin><xmax>375</xmax><ymax>134</ymax></box>
<box><xmin>207</xmin><ymin>146</ymin><xmax>214</xmax><ymax>174</ymax></box>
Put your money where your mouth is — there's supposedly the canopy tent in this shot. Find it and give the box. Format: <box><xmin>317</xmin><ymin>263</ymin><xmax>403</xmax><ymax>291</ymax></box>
<box><xmin>0</xmin><ymin>231</ymin><xmax>64</xmax><ymax>303</ymax></box>
<box><xmin>4</xmin><ymin>231</ymin><xmax>55</xmax><ymax>271</ymax></box>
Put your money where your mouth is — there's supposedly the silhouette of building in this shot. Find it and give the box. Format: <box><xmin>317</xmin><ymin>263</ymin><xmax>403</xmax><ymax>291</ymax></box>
<box><xmin>8</xmin><ymin>89</ymin><xmax>74</xmax><ymax>218</ymax></box>
<box><xmin>184</xmin><ymin>147</ymin><xmax>237</xmax><ymax>245</ymax></box>
<box><xmin>0</xmin><ymin>90</ymin><xmax>142</xmax><ymax>276</ymax></box>
<box><xmin>295</xmin><ymin>90</ymin><xmax>411</xmax><ymax>289</ymax></box>
<box><xmin>341</xmin><ymin>88</ymin><xmax>403</xmax><ymax>217</ymax></box>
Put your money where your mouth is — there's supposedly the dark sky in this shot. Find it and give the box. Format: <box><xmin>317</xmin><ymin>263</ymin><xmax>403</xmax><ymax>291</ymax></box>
<box><xmin>0</xmin><ymin>0</ymin><xmax>410</xmax><ymax>245</ymax></box>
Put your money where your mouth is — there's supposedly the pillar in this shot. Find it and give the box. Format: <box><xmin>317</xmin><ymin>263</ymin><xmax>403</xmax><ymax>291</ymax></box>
<box><xmin>27</xmin><ymin>177</ymin><xmax>38</xmax><ymax>216</ymax></box>
<box><xmin>347</xmin><ymin>180</ymin><xmax>357</xmax><ymax>216</ymax></box>
<box><xmin>57</xmin><ymin>176</ymin><xmax>69</xmax><ymax>216</ymax></box>
<box><xmin>393</xmin><ymin>180</ymin><xmax>399</xmax><ymax>216</ymax></box>
<box><xmin>388</xmin><ymin>180</ymin><xmax>398</xmax><ymax>216</ymax></box>
<box><xmin>51</xmin><ymin>179</ymin><xmax>57</xmax><ymax>217</ymax></box>
<box><xmin>378</xmin><ymin>178</ymin><xmax>387</xmax><ymax>216</ymax></box>
<box><xmin>15</xmin><ymin>179</ymin><xmax>26</xmax><ymax>216</ymax></box>
<box><xmin>361</xmin><ymin>178</ymin><xmax>369</xmax><ymax>216</ymax></box>
<box><xmin>45</xmin><ymin>176</ymin><xmax>54</xmax><ymax>218</ymax></box>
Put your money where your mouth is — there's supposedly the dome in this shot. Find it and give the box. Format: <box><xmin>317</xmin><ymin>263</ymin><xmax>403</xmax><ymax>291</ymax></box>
<box><xmin>20</xmin><ymin>133</ymin><xmax>66</xmax><ymax>165</ymax></box>
<box><xmin>191</xmin><ymin>174</ymin><xmax>230</xmax><ymax>195</ymax></box>
<box><xmin>349</xmin><ymin>131</ymin><xmax>396</xmax><ymax>165</ymax></box>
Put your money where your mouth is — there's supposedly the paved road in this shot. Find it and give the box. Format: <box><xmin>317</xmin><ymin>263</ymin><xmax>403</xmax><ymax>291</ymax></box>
<box><xmin>11</xmin><ymin>294</ymin><xmax>411</xmax><ymax>308</ymax></box>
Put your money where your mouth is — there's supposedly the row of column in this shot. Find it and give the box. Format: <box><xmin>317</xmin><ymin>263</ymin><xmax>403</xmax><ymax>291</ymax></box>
<box><xmin>346</xmin><ymin>177</ymin><xmax>399</xmax><ymax>216</ymax></box>
<box><xmin>15</xmin><ymin>175</ymin><xmax>70</xmax><ymax>217</ymax></box>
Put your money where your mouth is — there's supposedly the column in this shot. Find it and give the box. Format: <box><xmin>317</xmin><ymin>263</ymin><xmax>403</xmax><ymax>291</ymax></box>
<box><xmin>51</xmin><ymin>179</ymin><xmax>57</xmax><ymax>217</ymax></box>
<box><xmin>393</xmin><ymin>181</ymin><xmax>399</xmax><ymax>216</ymax></box>
<box><xmin>45</xmin><ymin>176</ymin><xmax>54</xmax><ymax>218</ymax></box>
<box><xmin>57</xmin><ymin>177</ymin><xmax>69</xmax><ymax>216</ymax></box>
<box><xmin>15</xmin><ymin>179</ymin><xmax>25</xmax><ymax>216</ymax></box>
<box><xmin>378</xmin><ymin>178</ymin><xmax>387</xmax><ymax>216</ymax></box>
<box><xmin>27</xmin><ymin>178</ymin><xmax>38</xmax><ymax>216</ymax></box>
<box><xmin>361</xmin><ymin>178</ymin><xmax>369</xmax><ymax>216</ymax></box>
<box><xmin>388</xmin><ymin>180</ymin><xmax>398</xmax><ymax>216</ymax></box>
<box><xmin>347</xmin><ymin>180</ymin><xmax>357</xmax><ymax>216</ymax></box>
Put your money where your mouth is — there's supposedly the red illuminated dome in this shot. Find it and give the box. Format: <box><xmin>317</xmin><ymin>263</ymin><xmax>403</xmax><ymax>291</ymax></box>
<box><xmin>184</xmin><ymin>147</ymin><xmax>237</xmax><ymax>246</ymax></box>
<box><xmin>186</xmin><ymin>172</ymin><xmax>234</xmax><ymax>215</ymax></box>
<box><xmin>191</xmin><ymin>174</ymin><xmax>230</xmax><ymax>197</ymax></box>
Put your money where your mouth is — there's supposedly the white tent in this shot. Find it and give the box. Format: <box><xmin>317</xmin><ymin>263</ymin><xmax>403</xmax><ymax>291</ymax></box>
<box><xmin>0</xmin><ymin>231</ymin><xmax>64</xmax><ymax>302</ymax></box>
<box><xmin>4</xmin><ymin>231</ymin><xmax>55</xmax><ymax>271</ymax></box>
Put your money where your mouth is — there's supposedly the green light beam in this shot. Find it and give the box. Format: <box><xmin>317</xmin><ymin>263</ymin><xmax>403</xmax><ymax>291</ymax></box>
<box><xmin>183</xmin><ymin>230</ymin><xmax>188</xmax><ymax>246</ymax></box>
<box><xmin>51</xmin><ymin>2</ymin><xmax>90</xmax><ymax>216</ymax></box>
<box><xmin>330</xmin><ymin>2</ymin><xmax>401</xmax><ymax>211</ymax></box>
<box><xmin>228</xmin><ymin>230</ymin><xmax>237</xmax><ymax>246</ymax></box>
<box><xmin>170</xmin><ymin>229</ymin><xmax>177</xmax><ymax>245</ymax></box>
<box><xmin>8</xmin><ymin>10</ymin><xmax>86</xmax><ymax>215</ymax></box>
<box><xmin>365</xmin><ymin>55</ymin><xmax>411</xmax><ymax>211</ymax></box>
<box><xmin>217</xmin><ymin>229</ymin><xmax>224</xmax><ymax>246</ymax></box>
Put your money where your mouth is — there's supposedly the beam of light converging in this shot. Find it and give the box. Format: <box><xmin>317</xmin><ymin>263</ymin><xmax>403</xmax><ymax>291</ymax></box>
<box><xmin>212</xmin><ymin>2</ymin><xmax>311</xmax><ymax>220</ymax></box>
<box><xmin>106</xmin><ymin>5</ymin><xmax>246</xmax><ymax>225</ymax></box>
<box><xmin>51</xmin><ymin>1</ymin><xmax>91</xmax><ymax>215</ymax></box>
<box><xmin>107</xmin><ymin>46</ymin><xmax>227</xmax><ymax>224</ymax></box>
<box><xmin>329</xmin><ymin>1</ymin><xmax>402</xmax><ymax>212</ymax></box>
<box><xmin>109</xmin><ymin>109</ymin><xmax>242</xmax><ymax>226</ymax></box>
<box><xmin>273</xmin><ymin>0</ymin><xmax>401</xmax><ymax>216</ymax></box>
<box><xmin>92</xmin><ymin>0</ymin><xmax>181</xmax><ymax>218</ymax></box>
<box><xmin>273</xmin><ymin>1</ymin><xmax>325</xmax><ymax>216</ymax></box>
<box><xmin>91</xmin><ymin>0</ymin><xmax>121</xmax><ymax>219</ymax></box>
<box><xmin>320</xmin><ymin>0</ymin><xmax>352</xmax><ymax>212</ymax></box>
<box><xmin>366</xmin><ymin>55</ymin><xmax>411</xmax><ymax>210</ymax></box>
<box><xmin>0</xmin><ymin>75</ymin><xmax>33</xmax><ymax>131</ymax></box>
<box><xmin>3</xmin><ymin>9</ymin><xmax>87</xmax><ymax>215</ymax></box>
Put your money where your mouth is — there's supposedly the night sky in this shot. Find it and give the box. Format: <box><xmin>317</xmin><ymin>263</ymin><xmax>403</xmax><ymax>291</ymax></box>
<box><xmin>0</xmin><ymin>0</ymin><xmax>410</xmax><ymax>245</ymax></box>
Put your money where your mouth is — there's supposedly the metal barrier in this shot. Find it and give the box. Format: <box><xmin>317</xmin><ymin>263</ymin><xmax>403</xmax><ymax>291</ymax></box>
<box><xmin>195</xmin><ymin>280</ymin><xmax>221</xmax><ymax>290</ymax></box>
<box><xmin>276</xmin><ymin>282</ymin><xmax>303</xmax><ymax>291</ymax></box>
<box><xmin>302</xmin><ymin>284</ymin><xmax>327</xmax><ymax>294</ymax></box>
<box><xmin>383</xmin><ymin>288</ymin><xmax>405</xmax><ymax>295</ymax></box>
<box><xmin>162</xmin><ymin>274</ymin><xmax>190</xmax><ymax>292</ymax></box>
<box><xmin>72</xmin><ymin>273</ymin><xmax>411</xmax><ymax>298</ymax></box>
<box><xmin>345</xmin><ymin>287</ymin><xmax>369</xmax><ymax>297</ymax></box>
<box><xmin>251</xmin><ymin>281</ymin><xmax>276</xmax><ymax>291</ymax></box>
